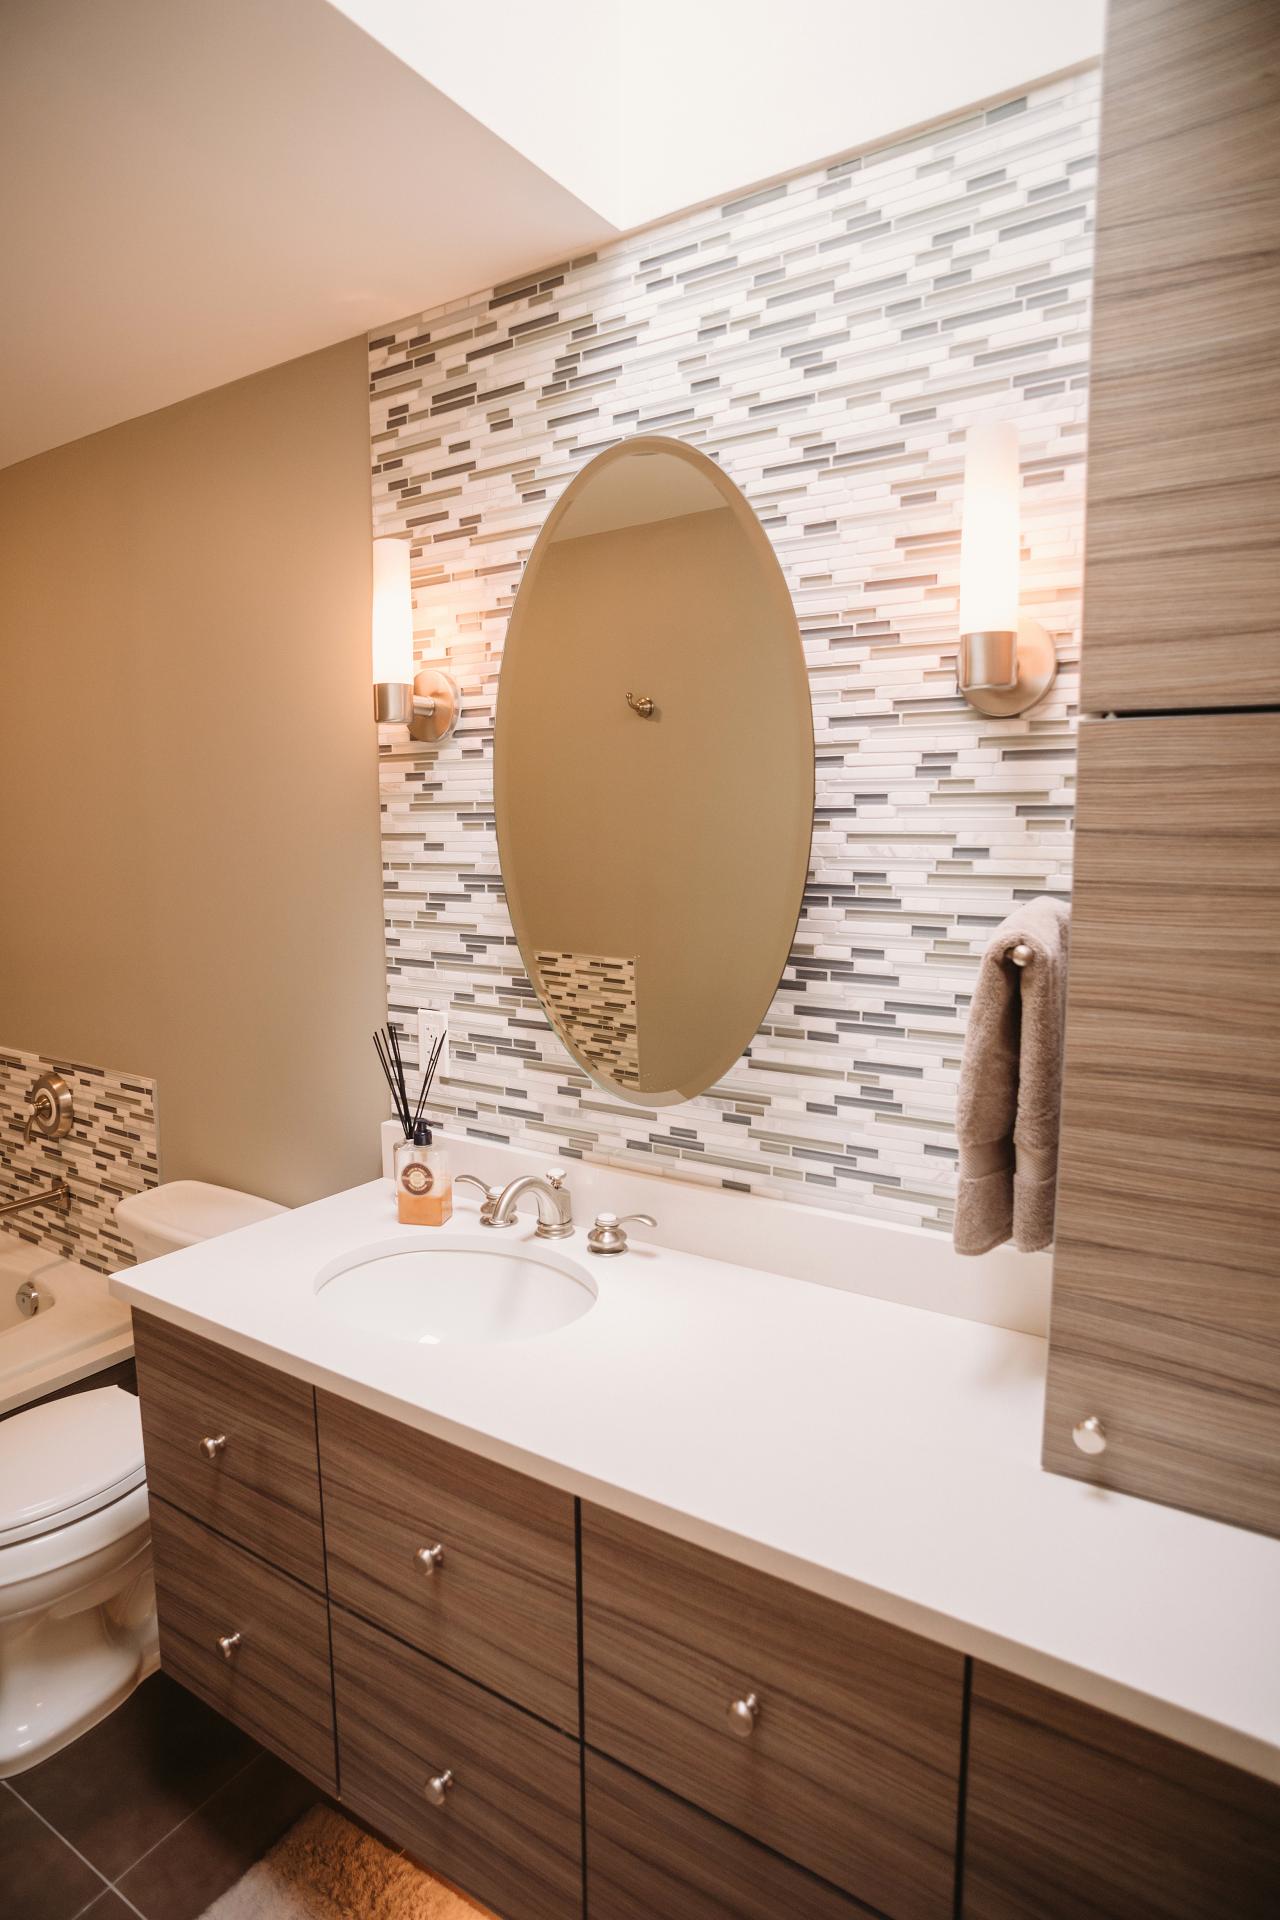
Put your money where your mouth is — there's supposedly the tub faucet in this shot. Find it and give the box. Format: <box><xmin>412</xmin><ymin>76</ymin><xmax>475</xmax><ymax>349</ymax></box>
<box><xmin>490</xmin><ymin>1167</ymin><xmax>574</xmax><ymax>1239</ymax></box>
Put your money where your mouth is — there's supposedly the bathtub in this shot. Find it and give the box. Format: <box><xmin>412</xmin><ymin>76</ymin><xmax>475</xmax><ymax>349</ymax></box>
<box><xmin>0</xmin><ymin>1236</ymin><xmax>134</xmax><ymax>1415</ymax></box>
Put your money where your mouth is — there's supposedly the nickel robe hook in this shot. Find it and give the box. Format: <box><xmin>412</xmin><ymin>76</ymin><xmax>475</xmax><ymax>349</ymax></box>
<box><xmin>625</xmin><ymin>692</ymin><xmax>655</xmax><ymax>718</ymax></box>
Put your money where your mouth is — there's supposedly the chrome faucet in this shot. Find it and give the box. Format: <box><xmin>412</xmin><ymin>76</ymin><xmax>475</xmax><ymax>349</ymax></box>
<box><xmin>490</xmin><ymin>1166</ymin><xmax>574</xmax><ymax>1239</ymax></box>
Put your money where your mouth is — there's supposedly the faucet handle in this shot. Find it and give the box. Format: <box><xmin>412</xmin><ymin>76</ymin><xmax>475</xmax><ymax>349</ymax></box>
<box><xmin>587</xmin><ymin>1211</ymin><xmax>657</xmax><ymax>1256</ymax></box>
<box><xmin>22</xmin><ymin>1072</ymin><xmax>75</xmax><ymax>1144</ymax></box>
<box><xmin>455</xmin><ymin>1173</ymin><xmax>508</xmax><ymax>1227</ymax></box>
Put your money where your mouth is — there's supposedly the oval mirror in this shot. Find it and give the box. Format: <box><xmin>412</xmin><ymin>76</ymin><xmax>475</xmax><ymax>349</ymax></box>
<box><xmin>494</xmin><ymin>436</ymin><xmax>814</xmax><ymax>1106</ymax></box>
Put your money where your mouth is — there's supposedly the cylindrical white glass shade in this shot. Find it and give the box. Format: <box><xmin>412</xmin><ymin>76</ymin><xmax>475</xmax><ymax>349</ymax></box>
<box><xmin>958</xmin><ymin>421</ymin><xmax>1020</xmax><ymax>635</ymax></box>
<box><xmin>371</xmin><ymin>536</ymin><xmax>414</xmax><ymax>685</ymax></box>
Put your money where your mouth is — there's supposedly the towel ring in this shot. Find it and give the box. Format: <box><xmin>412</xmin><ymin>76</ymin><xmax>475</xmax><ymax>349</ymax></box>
<box><xmin>1010</xmin><ymin>943</ymin><xmax>1032</xmax><ymax>968</ymax></box>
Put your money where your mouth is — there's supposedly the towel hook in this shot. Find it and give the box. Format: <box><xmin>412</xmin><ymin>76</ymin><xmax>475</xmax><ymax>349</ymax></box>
<box><xmin>1010</xmin><ymin>943</ymin><xmax>1032</xmax><ymax>968</ymax></box>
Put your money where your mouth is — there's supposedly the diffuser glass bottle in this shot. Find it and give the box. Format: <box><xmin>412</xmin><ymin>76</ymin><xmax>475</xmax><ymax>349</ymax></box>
<box><xmin>374</xmin><ymin>1022</ymin><xmax>452</xmax><ymax>1227</ymax></box>
<box><xmin>394</xmin><ymin>1121</ymin><xmax>452</xmax><ymax>1227</ymax></box>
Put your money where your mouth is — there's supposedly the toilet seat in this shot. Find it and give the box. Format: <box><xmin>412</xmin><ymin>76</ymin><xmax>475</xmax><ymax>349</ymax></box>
<box><xmin>0</xmin><ymin>1387</ymin><xmax>145</xmax><ymax>1546</ymax></box>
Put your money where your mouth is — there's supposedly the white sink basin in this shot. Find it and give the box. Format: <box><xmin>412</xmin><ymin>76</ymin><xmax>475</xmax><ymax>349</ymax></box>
<box><xmin>313</xmin><ymin>1233</ymin><xmax>597</xmax><ymax>1345</ymax></box>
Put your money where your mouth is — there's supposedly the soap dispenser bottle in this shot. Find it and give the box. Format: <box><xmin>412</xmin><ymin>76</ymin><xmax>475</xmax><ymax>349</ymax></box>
<box><xmin>394</xmin><ymin>1120</ymin><xmax>452</xmax><ymax>1226</ymax></box>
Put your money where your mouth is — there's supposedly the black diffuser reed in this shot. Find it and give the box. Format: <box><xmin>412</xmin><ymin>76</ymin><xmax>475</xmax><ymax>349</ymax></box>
<box><xmin>373</xmin><ymin>1023</ymin><xmax>446</xmax><ymax>1140</ymax></box>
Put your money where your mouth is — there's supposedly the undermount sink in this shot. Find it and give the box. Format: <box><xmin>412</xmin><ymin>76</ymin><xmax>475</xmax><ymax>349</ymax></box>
<box><xmin>313</xmin><ymin>1232</ymin><xmax>597</xmax><ymax>1346</ymax></box>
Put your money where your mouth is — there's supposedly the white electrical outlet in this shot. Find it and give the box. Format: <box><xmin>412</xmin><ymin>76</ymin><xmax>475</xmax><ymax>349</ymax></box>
<box><xmin>417</xmin><ymin>999</ymin><xmax>451</xmax><ymax>1083</ymax></box>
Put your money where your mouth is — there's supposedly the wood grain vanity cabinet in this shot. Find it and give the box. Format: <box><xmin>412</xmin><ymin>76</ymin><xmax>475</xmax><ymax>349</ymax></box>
<box><xmin>962</xmin><ymin>1665</ymin><xmax>1280</xmax><ymax>1920</ymax></box>
<box><xmin>136</xmin><ymin>1316</ymin><xmax>1280</xmax><ymax>1920</ymax></box>
<box><xmin>580</xmin><ymin>1503</ymin><xmax>965</xmax><ymax>1920</ymax></box>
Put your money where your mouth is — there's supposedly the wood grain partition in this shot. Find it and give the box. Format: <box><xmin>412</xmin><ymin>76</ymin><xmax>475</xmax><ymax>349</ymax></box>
<box><xmin>1043</xmin><ymin>715</ymin><xmax>1280</xmax><ymax>1532</ymax></box>
<box><xmin>1080</xmin><ymin>0</ymin><xmax>1280</xmax><ymax>711</ymax></box>
<box><xmin>1044</xmin><ymin>0</ymin><xmax>1280</xmax><ymax>1538</ymax></box>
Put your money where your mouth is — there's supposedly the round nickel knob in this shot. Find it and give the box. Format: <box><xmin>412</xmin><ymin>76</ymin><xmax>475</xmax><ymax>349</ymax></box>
<box><xmin>217</xmin><ymin>1632</ymin><xmax>242</xmax><ymax>1660</ymax></box>
<box><xmin>1072</xmin><ymin>1415</ymin><xmax>1107</xmax><ymax>1457</ymax></box>
<box><xmin>416</xmin><ymin>1543</ymin><xmax>445</xmax><ymax>1575</ymax></box>
<box><xmin>727</xmin><ymin>1692</ymin><xmax>760</xmax><ymax>1738</ymax></box>
<box><xmin>201</xmin><ymin>1434</ymin><xmax>227</xmax><ymax>1461</ymax></box>
<box><xmin>423</xmin><ymin>1769</ymin><xmax>454</xmax><ymax>1807</ymax></box>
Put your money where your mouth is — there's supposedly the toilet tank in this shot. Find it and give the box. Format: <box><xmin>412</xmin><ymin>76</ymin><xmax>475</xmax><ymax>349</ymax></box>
<box><xmin>115</xmin><ymin>1180</ymin><xmax>286</xmax><ymax>1263</ymax></box>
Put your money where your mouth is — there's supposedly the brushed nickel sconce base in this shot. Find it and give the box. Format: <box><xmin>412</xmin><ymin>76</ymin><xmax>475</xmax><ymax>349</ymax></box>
<box><xmin>957</xmin><ymin>616</ymin><xmax>1056</xmax><ymax>717</ymax></box>
<box><xmin>408</xmin><ymin>668</ymin><xmax>461</xmax><ymax>744</ymax></box>
<box><xmin>374</xmin><ymin>673</ymin><xmax>462</xmax><ymax>742</ymax></box>
<box><xmin>374</xmin><ymin>682</ymin><xmax>412</xmax><ymax>724</ymax></box>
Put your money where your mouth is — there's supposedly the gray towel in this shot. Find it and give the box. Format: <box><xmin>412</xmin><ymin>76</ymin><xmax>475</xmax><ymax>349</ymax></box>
<box><xmin>953</xmin><ymin>896</ymin><xmax>1070</xmax><ymax>1255</ymax></box>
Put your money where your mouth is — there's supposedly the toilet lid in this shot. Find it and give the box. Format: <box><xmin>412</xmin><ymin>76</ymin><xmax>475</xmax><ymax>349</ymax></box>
<box><xmin>0</xmin><ymin>1386</ymin><xmax>146</xmax><ymax>1545</ymax></box>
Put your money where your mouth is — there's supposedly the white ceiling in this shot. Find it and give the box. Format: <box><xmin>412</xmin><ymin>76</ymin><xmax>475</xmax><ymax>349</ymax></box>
<box><xmin>0</xmin><ymin>0</ymin><xmax>1105</xmax><ymax>473</ymax></box>
<box><xmin>338</xmin><ymin>0</ymin><xmax>1107</xmax><ymax>231</ymax></box>
<box><xmin>0</xmin><ymin>0</ymin><xmax>616</xmax><ymax>471</ymax></box>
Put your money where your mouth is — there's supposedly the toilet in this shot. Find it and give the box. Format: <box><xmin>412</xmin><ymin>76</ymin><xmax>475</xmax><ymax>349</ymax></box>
<box><xmin>115</xmin><ymin>1179</ymin><xmax>286</xmax><ymax>1263</ymax></box>
<box><xmin>0</xmin><ymin>1180</ymin><xmax>284</xmax><ymax>1775</ymax></box>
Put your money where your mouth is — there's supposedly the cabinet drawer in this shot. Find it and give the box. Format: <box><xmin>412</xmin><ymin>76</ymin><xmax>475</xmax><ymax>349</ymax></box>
<box><xmin>316</xmin><ymin>1391</ymin><xmax>578</xmax><ymax>1731</ymax></box>
<box><xmin>963</xmin><ymin>1664</ymin><xmax>1280</xmax><ymax>1920</ymax></box>
<box><xmin>134</xmin><ymin>1312</ymin><xmax>324</xmax><ymax>1588</ymax></box>
<box><xmin>581</xmin><ymin>1504</ymin><xmax>963</xmax><ymax>1920</ymax></box>
<box><xmin>332</xmin><ymin>1605</ymin><xmax>582</xmax><ymax>1920</ymax></box>
<box><xmin>586</xmin><ymin>1750</ymin><xmax>876</xmax><ymax>1920</ymax></box>
<box><xmin>150</xmin><ymin>1495</ymin><xmax>336</xmax><ymax>1792</ymax></box>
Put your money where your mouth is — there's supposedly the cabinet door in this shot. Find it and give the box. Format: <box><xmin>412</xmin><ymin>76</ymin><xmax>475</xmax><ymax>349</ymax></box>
<box><xmin>586</xmin><ymin>1751</ymin><xmax>876</xmax><ymax>1920</ymax></box>
<box><xmin>332</xmin><ymin>1606</ymin><xmax>582</xmax><ymax>1920</ymax></box>
<box><xmin>315</xmin><ymin>1390</ymin><xmax>579</xmax><ymax>1731</ymax></box>
<box><xmin>581</xmin><ymin>1504</ymin><xmax>963</xmax><ymax>1920</ymax></box>
<box><xmin>963</xmin><ymin>1665</ymin><xmax>1280</xmax><ymax>1920</ymax></box>
<box><xmin>149</xmin><ymin>1496</ymin><xmax>336</xmax><ymax>1792</ymax></box>
<box><xmin>133</xmin><ymin>1311</ymin><xmax>325</xmax><ymax>1588</ymax></box>
<box><xmin>1043</xmin><ymin>714</ymin><xmax>1280</xmax><ymax>1534</ymax></box>
<box><xmin>1080</xmin><ymin>0</ymin><xmax>1280</xmax><ymax>711</ymax></box>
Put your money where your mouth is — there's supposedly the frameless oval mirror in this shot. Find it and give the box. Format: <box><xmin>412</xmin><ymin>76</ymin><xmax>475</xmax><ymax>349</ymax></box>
<box><xmin>494</xmin><ymin>436</ymin><xmax>814</xmax><ymax>1106</ymax></box>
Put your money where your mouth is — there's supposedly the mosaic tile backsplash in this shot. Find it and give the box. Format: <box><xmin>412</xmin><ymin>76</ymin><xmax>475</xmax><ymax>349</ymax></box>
<box><xmin>371</xmin><ymin>69</ymin><xmax>1097</xmax><ymax>1234</ymax></box>
<box><xmin>0</xmin><ymin>1045</ymin><xmax>158</xmax><ymax>1272</ymax></box>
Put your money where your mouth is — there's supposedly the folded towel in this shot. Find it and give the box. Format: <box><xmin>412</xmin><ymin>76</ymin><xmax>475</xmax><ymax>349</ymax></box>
<box><xmin>953</xmin><ymin>895</ymin><xmax>1070</xmax><ymax>1255</ymax></box>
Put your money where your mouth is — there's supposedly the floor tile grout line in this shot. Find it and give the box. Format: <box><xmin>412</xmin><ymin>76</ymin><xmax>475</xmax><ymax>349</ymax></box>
<box><xmin>8</xmin><ymin>1744</ymin><xmax>266</xmax><ymax>1920</ymax></box>
<box><xmin>4</xmin><ymin>1776</ymin><xmax>119</xmax><ymax>1915</ymax></box>
<box><xmin>80</xmin><ymin>1882</ymin><xmax>150</xmax><ymax>1920</ymax></box>
<box><xmin>100</xmin><ymin>1748</ymin><xmax>267</xmax><ymax>1891</ymax></box>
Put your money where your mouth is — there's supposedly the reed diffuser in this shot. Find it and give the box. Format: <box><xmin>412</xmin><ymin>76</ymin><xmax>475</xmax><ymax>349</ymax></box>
<box><xmin>374</xmin><ymin>1023</ymin><xmax>451</xmax><ymax>1226</ymax></box>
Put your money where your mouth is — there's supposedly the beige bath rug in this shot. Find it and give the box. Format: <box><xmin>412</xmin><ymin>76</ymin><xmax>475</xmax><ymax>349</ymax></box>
<box><xmin>200</xmin><ymin>1803</ymin><xmax>494</xmax><ymax>1919</ymax></box>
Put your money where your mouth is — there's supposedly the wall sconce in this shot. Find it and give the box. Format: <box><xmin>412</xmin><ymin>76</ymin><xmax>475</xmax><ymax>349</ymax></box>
<box><xmin>371</xmin><ymin>535</ymin><xmax>461</xmax><ymax>743</ymax></box>
<box><xmin>956</xmin><ymin>422</ymin><xmax>1056</xmax><ymax>717</ymax></box>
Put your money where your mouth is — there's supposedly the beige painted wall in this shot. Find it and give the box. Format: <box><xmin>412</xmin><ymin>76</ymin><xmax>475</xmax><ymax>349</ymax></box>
<box><xmin>0</xmin><ymin>336</ymin><xmax>387</xmax><ymax>1205</ymax></box>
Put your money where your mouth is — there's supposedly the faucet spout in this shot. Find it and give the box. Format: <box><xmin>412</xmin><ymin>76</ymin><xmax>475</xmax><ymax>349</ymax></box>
<box><xmin>491</xmin><ymin>1167</ymin><xmax>574</xmax><ymax>1239</ymax></box>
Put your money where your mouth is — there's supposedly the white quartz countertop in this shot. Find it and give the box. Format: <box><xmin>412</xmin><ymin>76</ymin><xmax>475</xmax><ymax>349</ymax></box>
<box><xmin>111</xmin><ymin>1180</ymin><xmax>1280</xmax><ymax>1784</ymax></box>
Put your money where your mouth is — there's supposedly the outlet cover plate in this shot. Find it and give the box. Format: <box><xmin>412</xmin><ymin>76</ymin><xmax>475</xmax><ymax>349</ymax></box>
<box><xmin>417</xmin><ymin>999</ymin><xmax>451</xmax><ymax>1083</ymax></box>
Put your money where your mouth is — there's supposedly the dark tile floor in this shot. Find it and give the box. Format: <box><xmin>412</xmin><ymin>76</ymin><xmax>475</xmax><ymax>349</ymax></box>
<box><xmin>1</xmin><ymin>1675</ymin><xmax>318</xmax><ymax>1920</ymax></box>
